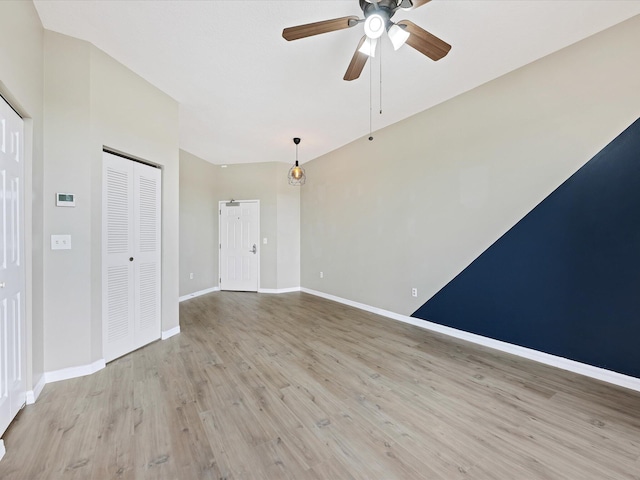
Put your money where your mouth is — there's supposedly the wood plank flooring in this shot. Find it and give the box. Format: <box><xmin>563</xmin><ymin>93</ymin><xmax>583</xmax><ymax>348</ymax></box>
<box><xmin>1</xmin><ymin>291</ymin><xmax>639</xmax><ymax>479</ymax></box>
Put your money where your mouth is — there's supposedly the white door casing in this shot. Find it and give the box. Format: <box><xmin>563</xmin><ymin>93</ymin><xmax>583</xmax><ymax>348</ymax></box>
<box><xmin>219</xmin><ymin>201</ymin><xmax>259</xmax><ymax>292</ymax></box>
<box><xmin>103</xmin><ymin>152</ymin><xmax>161</xmax><ymax>363</ymax></box>
<box><xmin>0</xmin><ymin>96</ymin><xmax>26</xmax><ymax>437</ymax></box>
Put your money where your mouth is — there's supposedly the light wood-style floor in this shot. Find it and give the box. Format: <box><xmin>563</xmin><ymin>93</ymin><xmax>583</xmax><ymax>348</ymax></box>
<box><xmin>1</xmin><ymin>292</ymin><xmax>639</xmax><ymax>479</ymax></box>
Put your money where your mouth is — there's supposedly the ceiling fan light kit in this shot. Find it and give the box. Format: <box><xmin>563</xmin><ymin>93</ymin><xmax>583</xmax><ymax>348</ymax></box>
<box><xmin>282</xmin><ymin>0</ymin><xmax>451</xmax><ymax>81</ymax></box>
<box><xmin>388</xmin><ymin>23</ymin><xmax>410</xmax><ymax>50</ymax></box>
<box><xmin>358</xmin><ymin>37</ymin><xmax>378</xmax><ymax>58</ymax></box>
<box><xmin>288</xmin><ymin>137</ymin><xmax>306</xmax><ymax>186</ymax></box>
<box><xmin>364</xmin><ymin>14</ymin><xmax>385</xmax><ymax>39</ymax></box>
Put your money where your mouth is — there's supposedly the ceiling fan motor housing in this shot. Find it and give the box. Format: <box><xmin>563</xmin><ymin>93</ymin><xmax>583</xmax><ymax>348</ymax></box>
<box><xmin>360</xmin><ymin>0</ymin><xmax>398</xmax><ymax>20</ymax></box>
<box><xmin>360</xmin><ymin>0</ymin><xmax>399</xmax><ymax>40</ymax></box>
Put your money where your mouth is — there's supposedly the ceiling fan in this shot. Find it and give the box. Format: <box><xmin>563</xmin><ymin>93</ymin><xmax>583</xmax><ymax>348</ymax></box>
<box><xmin>282</xmin><ymin>0</ymin><xmax>451</xmax><ymax>81</ymax></box>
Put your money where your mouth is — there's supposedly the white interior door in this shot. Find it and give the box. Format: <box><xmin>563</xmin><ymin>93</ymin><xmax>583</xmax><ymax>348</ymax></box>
<box><xmin>103</xmin><ymin>152</ymin><xmax>161</xmax><ymax>363</ymax></box>
<box><xmin>219</xmin><ymin>201</ymin><xmax>259</xmax><ymax>292</ymax></box>
<box><xmin>0</xmin><ymin>96</ymin><xmax>26</xmax><ymax>437</ymax></box>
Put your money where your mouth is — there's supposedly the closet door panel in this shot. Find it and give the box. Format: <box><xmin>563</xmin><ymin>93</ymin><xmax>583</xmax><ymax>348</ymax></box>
<box><xmin>103</xmin><ymin>153</ymin><xmax>135</xmax><ymax>362</ymax></box>
<box><xmin>133</xmin><ymin>162</ymin><xmax>161</xmax><ymax>349</ymax></box>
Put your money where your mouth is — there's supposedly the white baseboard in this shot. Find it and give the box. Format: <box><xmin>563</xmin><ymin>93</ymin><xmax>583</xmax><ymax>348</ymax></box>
<box><xmin>258</xmin><ymin>287</ymin><xmax>301</xmax><ymax>294</ymax></box>
<box><xmin>182</xmin><ymin>286</ymin><xmax>301</xmax><ymax>297</ymax></box>
<box><xmin>179</xmin><ymin>286</ymin><xmax>219</xmax><ymax>302</ymax></box>
<box><xmin>26</xmin><ymin>374</ymin><xmax>46</xmax><ymax>405</ymax></box>
<box><xmin>161</xmin><ymin>325</ymin><xmax>181</xmax><ymax>340</ymax></box>
<box><xmin>44</xmin><ymin>358</ymin><xmax>106</xmax><ymax>384</ymax></box>
<box><xmin>0</xmin><ymin>439</ymin><xmax>5</xmax><ymax>462</ymax></box>
<box><xmin>301</xmin><ymin>288</ymin><xmax>640</xmax><ymax>393</ymax></box>
<box><xmin>26</xmin><ymin>325</ymin><xmax>180</xmax><ymax>406</ymax></box>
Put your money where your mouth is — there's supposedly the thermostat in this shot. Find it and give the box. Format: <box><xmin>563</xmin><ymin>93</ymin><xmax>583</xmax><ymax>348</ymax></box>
<box><xmin>56</xmin><ymin>193</ymin><xmax>75</xmax><ymax>207</ymax></box>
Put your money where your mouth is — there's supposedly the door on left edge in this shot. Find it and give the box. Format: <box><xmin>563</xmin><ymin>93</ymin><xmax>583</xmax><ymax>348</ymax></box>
<box><xmin>0</xmin><ymin>95</ymin><xmax>27</xmax><ymax>437</ymax></box>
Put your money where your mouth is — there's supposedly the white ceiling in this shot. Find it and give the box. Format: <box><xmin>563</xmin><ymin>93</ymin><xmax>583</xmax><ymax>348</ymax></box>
<box><xmin>33</xmin><ymin>1</ymin><xmax>640</xmax><ymax>165</ymax></box>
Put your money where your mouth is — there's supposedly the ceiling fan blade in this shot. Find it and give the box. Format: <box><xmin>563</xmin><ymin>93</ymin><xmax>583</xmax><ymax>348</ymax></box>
<box><xmin>398</xmin><ymin>20</ymin><xmax>451</xmax><ymax>61</ymax></box>
<box><xmin>344</xmin><ymin>36</ymin><xmax>369</xmax><ymax>81</ymax></box>
<box><xmin>283</xmin><ymin>16</ymin><xmax>360</xmax><ymax>41</ymax></box>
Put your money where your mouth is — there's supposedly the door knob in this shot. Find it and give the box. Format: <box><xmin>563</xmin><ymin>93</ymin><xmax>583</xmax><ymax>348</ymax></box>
<box><xmin>0</xmin><ymin>282</ymin><xmax>5</xmax><ymax>288</ymax></box>
<box><xmin>129</xmin><ymin>257</ymin><xmax>134</xmax><ymax>262</ymax></box>
<box><xmin>250</xmin><ymin>244</ymin><xmax>257</xmax><ymax>254</ymax></box>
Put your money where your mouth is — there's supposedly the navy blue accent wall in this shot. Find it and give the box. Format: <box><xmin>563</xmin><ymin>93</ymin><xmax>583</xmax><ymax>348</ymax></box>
<box><xmin>412</xmin><ymin>118</ymin><xmax>640</xmax><ymax>378</ymax></box>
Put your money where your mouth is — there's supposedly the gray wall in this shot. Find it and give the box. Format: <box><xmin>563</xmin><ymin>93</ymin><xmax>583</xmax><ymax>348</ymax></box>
<box><xmin>275</xmin><ymin>165</ymin><xmax>301</xmax><ymax>290</ymax></box>
<box><xmin>0</xmin><ymin>0</ymin><xmax>45</xmax><ymax>392</ymax></box>
<box><xmin>179</xmin><ymin>150</ymin><xmax>219</xmax><ymax>295</ymax></box>
<box><xmin>43</xmin><ymin>31</ymin><xmax>180</xmax><ymax>372</ymax></box>
<box><xmin>179</xmin><ymin>152</ymin><xmax>300</xmax><ymax>296</ymax></box>
<box><xmin>43</xmin><ymin>31</ymin><xmax>93</xmax><ymax>370</ymax></box>
<box><xmin>301</xmin><ymin>15</ymin><xmax>640</xmax><ymax>316</ymax></box>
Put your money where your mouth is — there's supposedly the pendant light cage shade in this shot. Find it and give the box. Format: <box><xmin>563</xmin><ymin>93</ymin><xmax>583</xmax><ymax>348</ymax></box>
<box><xmin>288</xmin><ymin>162</ymin><xmax>306</xmax><ymax>186</ymax></box>
<box><xmin>288</xmin><ymin>137</ymin><xmax>306</xmax><ymax>186</ymax></box>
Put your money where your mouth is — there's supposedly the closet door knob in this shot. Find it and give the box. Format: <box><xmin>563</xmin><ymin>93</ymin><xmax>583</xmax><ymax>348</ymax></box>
<box><xmin>129</xmin><ymin>257</ymin><xmax>134</xmax><ymax>262</ymax></box>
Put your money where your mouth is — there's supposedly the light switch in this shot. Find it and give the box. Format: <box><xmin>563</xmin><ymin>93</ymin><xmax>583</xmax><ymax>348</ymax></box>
<box><xmin>263</xmin><ymin>238</ymin><xmax>268</xmax><ymax>245</ymax></box>
<box><xmin>51</xmin><ymin>234</ymin><xmax>72</xmax><ymax>250</ymax></box>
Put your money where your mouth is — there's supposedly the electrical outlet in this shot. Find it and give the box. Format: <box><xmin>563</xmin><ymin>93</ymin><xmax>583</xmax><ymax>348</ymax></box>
<box><xmin>320</xmin><ymin>271</ymin><xmax>324</xmax><ymax>279</ymax></box>
<box><xmin>189</xmin><ymin>273</ymin><xmax>194</xmax><ymax>280</ymax></box>
<box><xmin>411</xmin><ymin>288</ymin><xmax>418</xmax><ymax>297</ymax></box>
<box><xmin>51</xmin><ymin>234</ymin><xmax>72</xmax><ymax>250</ymax></box>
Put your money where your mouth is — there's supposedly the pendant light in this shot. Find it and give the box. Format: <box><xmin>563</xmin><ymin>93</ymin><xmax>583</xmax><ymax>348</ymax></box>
<box><xmin>288</xmin><ymin>137</ymin><xmax>306</xmax><ymax>186</ymax></box>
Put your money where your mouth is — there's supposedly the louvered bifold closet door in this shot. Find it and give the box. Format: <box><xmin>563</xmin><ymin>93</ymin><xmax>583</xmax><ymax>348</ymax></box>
<box><xmin>103</xmin><ymin>152</ymin><xmax>161</xmax><ymax>363</ymax></box>
<box><xmin>132</xmin><ymin>162</ymin><xmax>161</xmax><ymax>351</ymax></box>
<box><xmin>103</xmin><ymin>153</ymin><xmax>136</xmax><ymax>362</ymax></box>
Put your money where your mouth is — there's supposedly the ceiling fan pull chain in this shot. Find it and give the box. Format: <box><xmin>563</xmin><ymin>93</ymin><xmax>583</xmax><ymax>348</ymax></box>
<box><xmin>379</xmin><ymin>43</ymin><xmax>383</xmax><ymax>115</ymax></box>
<box><xmin>369</xmin><ymin>55</ymin><xmax>374</xmax><ymax>141</ymax></box>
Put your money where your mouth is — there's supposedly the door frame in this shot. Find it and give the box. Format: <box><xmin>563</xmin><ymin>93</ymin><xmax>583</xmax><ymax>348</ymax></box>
<box><xmin>218</xmin><ymin>199</ymin><xmax>260</xmax><ymax>292</ymax></box>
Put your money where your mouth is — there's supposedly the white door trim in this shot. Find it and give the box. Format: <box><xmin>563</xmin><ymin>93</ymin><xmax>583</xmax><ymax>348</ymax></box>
<box><xmin>218</xmin><ymin>200</ymin><xmax>260</xmax><ymax>292</ymax></box>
